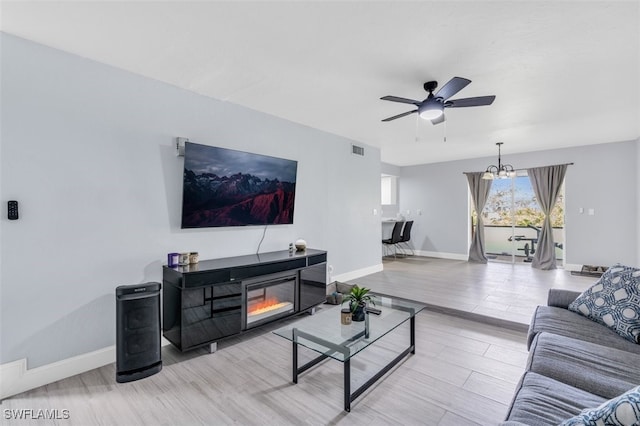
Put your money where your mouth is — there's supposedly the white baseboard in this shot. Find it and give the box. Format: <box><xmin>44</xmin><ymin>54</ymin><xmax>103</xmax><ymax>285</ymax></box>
<box><xmin>0</xmin><ymin>346</ymin><xmax>115</xmax><ymax>401</ymax></box>
<box><xmin>332</xmin><ymin>263</ymin><xmax>383</xmax><ymax>283</ymax></box>
<box><xmin>1</xmin><ymin>338</ymin><xmax>172</xmax><ymax>400</ymax></box>
<box><xmin>564</xmin><ymin>263</ymin><xmax>583</xmax><ymax>272</ymax></box>
<box><xmin>415</xmin><ymin>250</ymin><xmax>468</xmax><ymax>261</ymax></box>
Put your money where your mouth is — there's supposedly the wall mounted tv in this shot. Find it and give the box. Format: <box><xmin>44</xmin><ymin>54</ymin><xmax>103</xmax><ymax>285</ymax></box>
<box><xmin>181</xmin><ymin>142</ymin><xmax>297</xmax><ymax>228</ymax></box>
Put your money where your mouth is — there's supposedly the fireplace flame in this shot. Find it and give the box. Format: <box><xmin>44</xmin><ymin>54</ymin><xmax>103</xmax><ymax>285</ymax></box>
<box><xmin>249</xmin><ymin>297</ymin><xmax>290</xmax><ymax>317</ymax></box>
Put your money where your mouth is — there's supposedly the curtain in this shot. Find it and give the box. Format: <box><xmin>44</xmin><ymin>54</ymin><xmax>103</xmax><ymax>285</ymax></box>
<box><xmin>527</xmin><ymin>164</ymin><xmax>568</xmax><ymax>270</ymax></box>
<box><xmin>466</xmin><ymin>172</ymin><xmax>493</xmax><ymax>263</ymax></box>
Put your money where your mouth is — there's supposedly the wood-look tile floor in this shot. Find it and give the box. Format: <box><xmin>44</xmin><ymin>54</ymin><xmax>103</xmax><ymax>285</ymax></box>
<box><xmin>1</xmin><ymin>257</ymin><xmax>598</xmax><ymax>425</ymax></box>
<box><xmin>352</xmin><ymin>256</ymin><xmax>595</xmax><ymax>329</ymax></box>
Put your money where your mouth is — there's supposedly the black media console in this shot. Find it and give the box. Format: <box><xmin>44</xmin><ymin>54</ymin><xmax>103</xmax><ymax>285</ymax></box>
<box><xmin>162</xmin><ymin>249</ymin><xmax>327</xmax><ymax>352</ymax></box>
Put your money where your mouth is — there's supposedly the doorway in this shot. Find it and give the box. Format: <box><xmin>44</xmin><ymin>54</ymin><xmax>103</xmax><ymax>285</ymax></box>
<box><xmin>473</xmin><ymin>171</ymin><xmax>565</xmax><ymax>264</ymax></box>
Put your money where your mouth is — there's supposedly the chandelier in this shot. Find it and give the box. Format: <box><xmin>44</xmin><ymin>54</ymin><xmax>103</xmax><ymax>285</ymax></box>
<box><xmin>482</xmin><ymin>142</ymin><xmax>515</xmax><ymax>180</ymax></box>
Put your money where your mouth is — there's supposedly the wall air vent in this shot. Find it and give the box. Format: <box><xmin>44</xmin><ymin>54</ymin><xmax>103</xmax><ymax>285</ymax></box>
<box><xmin>352</xmin><ymin>144</ymin><xmax>365</xmax><ymax>156</ymax></box>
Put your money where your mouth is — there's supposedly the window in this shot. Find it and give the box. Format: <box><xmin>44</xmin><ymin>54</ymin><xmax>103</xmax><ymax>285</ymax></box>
<box><xmin>381</xmin><ymin>175</ymin><xmax>397</xmax><ymax>205</ymax></box>
<box><xmin>477</xmin><ymin>171</ymin><xmax>565</xmax><ymax>263</ymax></box>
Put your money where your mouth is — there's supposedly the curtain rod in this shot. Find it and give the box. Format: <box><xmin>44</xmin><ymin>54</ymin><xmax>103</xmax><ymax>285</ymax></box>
<box><xmin>462</xmin><ymin>162</ymin><xmax>574</xmax><ymax>175</ymax></box>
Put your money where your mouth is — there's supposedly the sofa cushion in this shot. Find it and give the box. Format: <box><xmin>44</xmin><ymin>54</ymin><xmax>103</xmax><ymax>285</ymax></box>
<box><xmin>528</xmin><ymin>306</ymin><xmax>640</xmax><ymax>355</ymax></box>
<box><xmin>504</xmin><ymin>372</ymin><xmax>606</xmax><ymax>425</ymax></box>
<box><xmin>568</xmin><ymin>263</ymin><xmax>640</xmax><ymax>344</ymax></box>
<box><xmin>560</xmin><ymin>384</ymin><xmax>640</xmax><ymax>426</ymax></box>
<box><xmin>547</xmin><ymin>289</ymin><xmax>582</xmax><ymax>309</ymax></box>
<box><xmin>528</xmin><ymin>332</ymin><xmax>640</xmax><ymax>399</ymax></box>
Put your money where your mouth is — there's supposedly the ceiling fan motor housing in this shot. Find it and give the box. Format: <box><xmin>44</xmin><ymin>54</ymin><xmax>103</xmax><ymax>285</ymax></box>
<box><xmin>424</xmin><ymin>81</ymin><xmax>438</xmax><ymax>93</ymax></box>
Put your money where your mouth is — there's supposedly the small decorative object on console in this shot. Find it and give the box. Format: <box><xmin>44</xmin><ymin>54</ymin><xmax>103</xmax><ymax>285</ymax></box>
<box><xmin>167</xmin><ymin>253</ymin><xmax>179</xmax><ymax>267</ymax></box>
<box><xmin>189</xmin><ymin>252</ymin><xmax>199</xmax><ymax>264</ymax></box>
<box><xmin>295</xmin><ymin>239</ymin><xmax>307</xmax><ymax>251</ymax></box>
<box><xmin>179</xmin><ymin>253</ymin><xmax>190</xmax><ymax>266</ymax></box>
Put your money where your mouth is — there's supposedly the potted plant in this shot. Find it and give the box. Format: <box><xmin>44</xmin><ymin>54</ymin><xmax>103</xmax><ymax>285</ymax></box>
<box><xmin>343</xmin><ymin>285</ymin><xmax>375</xmax><ymax>322</ymax></box>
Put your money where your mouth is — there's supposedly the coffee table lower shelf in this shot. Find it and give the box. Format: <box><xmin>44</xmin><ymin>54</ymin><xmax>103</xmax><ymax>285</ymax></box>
<box><xmin>291</xmin><ymin>315</ymin><xmax>416</xmax><ymax>412</ymax></box>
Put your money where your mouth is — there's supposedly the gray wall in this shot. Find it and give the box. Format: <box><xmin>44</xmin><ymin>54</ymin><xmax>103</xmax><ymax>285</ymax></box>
<box><xmin>399</xmin><ymin>140</ymin><xmax>639</xmax><ymax>267</ymax></box>
<box><xmin>0</xmin><ymin>34</ymin><xmax>382</xmax><ymax>367</ymax></box>
<box><xmin>381</xmin><ymin>162</ymin><xmax>401</xmax><ymax>176</ymax></box>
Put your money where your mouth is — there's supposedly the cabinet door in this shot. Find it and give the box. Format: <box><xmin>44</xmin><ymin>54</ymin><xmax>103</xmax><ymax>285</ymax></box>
<box><xmin>181</xmin><ymin>284</ymin><xmax>241</xmax><ymax>349</ymax></box>
<box><xmin>299</xmin><ymin>262</ymin><xmax>327</xmax><ymax>311</ymax></box>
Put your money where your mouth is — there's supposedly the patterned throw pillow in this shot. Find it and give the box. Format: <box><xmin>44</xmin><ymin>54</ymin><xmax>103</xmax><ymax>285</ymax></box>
<box><xmin>568</xmin><ymin>264</ymin><xmax>640</xmax><ymax>343</ymax></box>
<box><xmin>560</xmin><ymin>385</ymin><xmax>640</xmax><ymax>426</ymax></box>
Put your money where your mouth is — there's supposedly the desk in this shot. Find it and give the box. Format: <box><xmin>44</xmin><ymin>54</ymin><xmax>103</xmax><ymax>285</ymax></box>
<box><xmin>381</xmin><ymin>219</ymin><xmax>401</xmax><ymax>240</ymax></box>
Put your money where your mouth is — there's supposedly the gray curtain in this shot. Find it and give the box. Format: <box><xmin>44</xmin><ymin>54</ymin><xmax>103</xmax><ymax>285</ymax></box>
<box><xmin>466</xmin><ymin>172</ymin><xmax>493</xmax><ymax>263</ymax></box>
<box><xmin>527</xmin><ymin>164</ymin><xmax>568</xmax><ymax>270</ymax></box>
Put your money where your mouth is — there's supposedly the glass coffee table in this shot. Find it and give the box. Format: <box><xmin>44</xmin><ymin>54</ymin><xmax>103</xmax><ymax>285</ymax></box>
<box><xmin>273</xmin><ymin>294</ymin><xmax>426</xmax><ymax>412</ymax></box>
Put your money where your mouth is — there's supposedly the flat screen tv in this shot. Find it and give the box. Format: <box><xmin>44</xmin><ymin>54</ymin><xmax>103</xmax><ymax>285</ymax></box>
<box><xmin>181</xmin><ymin>142</ymin><xmax>297</xmax><ymax>228</ymax></box>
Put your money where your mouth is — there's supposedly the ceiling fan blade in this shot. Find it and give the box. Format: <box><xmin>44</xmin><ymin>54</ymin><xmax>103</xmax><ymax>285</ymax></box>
<box><xmin>446</xmin><ymin>95</ymin><xmax>496</xmax><ymax>108</ymax></box>
<box><xmin>434</xmin><ymin>77</ymin><xmax>471</xmax><ymax>101</ymax></box>
<box><xmin>431</xmin><ymin>114</ymin><xmax>446</xmax><ymax>125</ymax></box>
<box><xmin>381</xmin><ymin>110</ymin><xmax>418</xmax><ymax>122</ymax></box>
<box><xmin>380</xmin><ymin>95</ymin><xmax>421</xmax><ymax>105</ymax></box>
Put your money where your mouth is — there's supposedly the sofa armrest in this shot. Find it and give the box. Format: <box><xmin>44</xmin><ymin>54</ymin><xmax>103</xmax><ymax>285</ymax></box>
<box><xmin>547</xmin><ymin>289</ymin><xmax>581</xmax><ymax>308</ymax></box>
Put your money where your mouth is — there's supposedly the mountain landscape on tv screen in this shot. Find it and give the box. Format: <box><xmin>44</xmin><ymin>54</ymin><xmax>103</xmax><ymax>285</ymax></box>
<box><xmin>181</xmin><ymin>169</ymin><xmax>296</xmax><ymax>228</ymax></box>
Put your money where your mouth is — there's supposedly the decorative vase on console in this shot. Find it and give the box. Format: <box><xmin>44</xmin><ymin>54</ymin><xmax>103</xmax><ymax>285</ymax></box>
<box><xmin>295</xmin><ymin>239</ymin><xmax>307</xmax><ymax>251</ymax></box>
<box><xmin>343</xmin><ymin>285</ymin><xmax>374</xmax><ymax>322</ymax></box>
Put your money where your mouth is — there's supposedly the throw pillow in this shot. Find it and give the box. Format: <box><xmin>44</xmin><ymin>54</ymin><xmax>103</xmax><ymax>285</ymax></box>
<box><xmin>560</xmin><ymin>385</ymin><xmax>640</xmax><ymax>426</ymax></box>
<box><xmin>568</xmin><ymin>263</ymin><xmax>640</xmax><ymax>344</ymax></box>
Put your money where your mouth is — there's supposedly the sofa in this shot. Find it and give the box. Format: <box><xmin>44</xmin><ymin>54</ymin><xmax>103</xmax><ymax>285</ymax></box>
<box><xmin>502</xmin><ymin>288</ymin><xmax>640</xmax><ymax>425</ymax></box>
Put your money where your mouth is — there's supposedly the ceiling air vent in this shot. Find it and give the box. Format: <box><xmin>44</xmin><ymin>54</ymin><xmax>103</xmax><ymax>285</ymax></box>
<box><xmin>352</xmin><ymin>144</ymin><xmax>365</xmax><ymax>156</ymax></box>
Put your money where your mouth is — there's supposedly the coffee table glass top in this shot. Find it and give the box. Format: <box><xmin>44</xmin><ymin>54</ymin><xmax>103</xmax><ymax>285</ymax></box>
<box><xmin>273</xmin><ymin>294</ymin><xmax>426</xmax><ymax>362</ymax></box>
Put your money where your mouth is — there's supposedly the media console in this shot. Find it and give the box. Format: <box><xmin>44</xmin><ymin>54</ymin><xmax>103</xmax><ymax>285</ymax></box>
<box><xmin>162</xmin><ymin>249</ymin><xmax>327</xmax><ymax>352</ymax></box>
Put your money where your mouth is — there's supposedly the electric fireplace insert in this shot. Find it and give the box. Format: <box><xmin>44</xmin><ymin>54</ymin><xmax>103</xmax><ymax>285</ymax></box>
<box><xmin>242</xmin><ymin>272</ymin><xmax>297</xmax><ymax>329</ymax></box>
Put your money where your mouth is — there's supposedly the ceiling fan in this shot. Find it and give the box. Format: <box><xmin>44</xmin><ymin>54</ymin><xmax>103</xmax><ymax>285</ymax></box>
<box><xmin>380</xmin><ymin>77</ymin><xmax>495</xmax><ymax>124</ymax></box>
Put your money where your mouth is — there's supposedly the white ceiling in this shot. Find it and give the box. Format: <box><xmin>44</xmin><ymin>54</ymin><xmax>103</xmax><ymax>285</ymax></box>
<box><xmin>2</xmin><ymin>1</ymin><xmax>639</xmax><ymax>166</ymax></box>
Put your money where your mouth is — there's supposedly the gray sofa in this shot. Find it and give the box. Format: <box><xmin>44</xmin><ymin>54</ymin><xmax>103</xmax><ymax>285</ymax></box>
<box><xmin>502</xmin><ymin>289</ymin><xmax>640</xmax><ymax>425</ymax></box>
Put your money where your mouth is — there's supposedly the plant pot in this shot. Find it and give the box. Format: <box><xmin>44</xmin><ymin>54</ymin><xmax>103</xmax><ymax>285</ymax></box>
<box><xmin>351</xmin><ymin>303</ymin><xmax>366</xmax><ymax>322</ymax></box>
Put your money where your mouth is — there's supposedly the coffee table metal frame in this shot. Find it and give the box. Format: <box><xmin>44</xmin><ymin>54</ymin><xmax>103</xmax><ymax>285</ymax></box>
<box><xmin>275</xmin><ymin>296</ymin><xmax>423</xmax><ymax>412</ymax></box>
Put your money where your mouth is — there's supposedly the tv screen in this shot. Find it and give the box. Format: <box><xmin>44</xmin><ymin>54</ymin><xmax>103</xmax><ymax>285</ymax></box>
<box><xmin>181</xmin><ymin>142</ymin><xmax>297</xmax><ymax>228</ymax></box>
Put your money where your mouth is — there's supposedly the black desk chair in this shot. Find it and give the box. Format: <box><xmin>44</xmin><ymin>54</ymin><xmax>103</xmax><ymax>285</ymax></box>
<box><xmin>382</xmin><ymin>221</ymin><xmax>404</xmax><ymax>258</ymax></box>
<box><xmin>398</xmin><ymin>220</ymin><xmax>414</xmax><ymax>256</ymax></box>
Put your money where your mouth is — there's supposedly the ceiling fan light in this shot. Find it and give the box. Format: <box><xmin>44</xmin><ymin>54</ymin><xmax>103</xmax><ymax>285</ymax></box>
<box><xmin>419</xmin><ymin>108</ymin><xmax>443</xmax><ymax>120</ymax></box>
<box><xmin>418</xmin><ymin>100</ymin><xmax>443</xmax><ymax>120</ymax></box>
